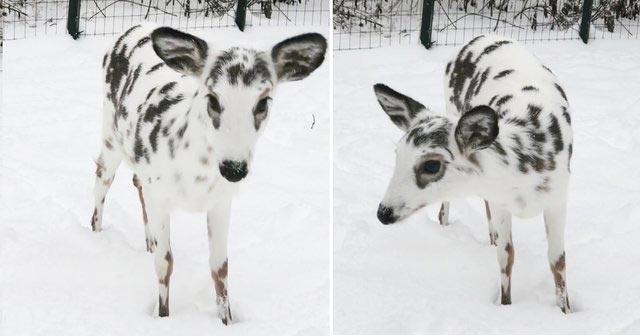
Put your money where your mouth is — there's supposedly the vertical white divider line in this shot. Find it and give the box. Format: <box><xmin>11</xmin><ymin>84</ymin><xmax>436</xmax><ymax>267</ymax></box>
<box><xmin>328</xmin><ymin>3</ymin><xmax>335</xmax><ymax>334</ymax></box>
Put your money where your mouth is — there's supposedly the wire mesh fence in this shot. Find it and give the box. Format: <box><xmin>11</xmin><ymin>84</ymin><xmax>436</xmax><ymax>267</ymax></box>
<box><xmin>333</xmin><ymin>0</ymin><xmax>424</xmax><ymax>49</ymax></box>
<box><xmin>3</xmin><ymin>0</ymin><xmax>69</xmax><ymax>39</ymax></box>
<box><xmin>2</xmin><ymin>0</ymin><xmax>328</xmax><ymax>40</ymax></box>
<box><xmin>431</xmin><ymin>0</ymin><xmax>639</xmax><ymax>45</ymax></box>
<box><xmin>431</xmin><ymin>0</ymin><xmax>584</xmax><ymax>45</ymax></box>
<box><xmin>247</xmin><ymin>0</ymin><xmax>328</xmax><ymax>26</ymax></box>
<box><xmin>334</xmin><ymin>0</ymin><xmax>640</xmax><ymax>49</ymax></box>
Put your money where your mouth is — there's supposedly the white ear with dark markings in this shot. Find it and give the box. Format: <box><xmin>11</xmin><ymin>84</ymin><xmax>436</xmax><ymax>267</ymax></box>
<box><xmin>454</xmin><ymin>105</ymin><xmax>499</xmax><ymax>155</ymax></box>
<box><xmin>151</xmin><ymin>27</ymin><xmax>208</xmax><ymax>76</ymax></box>
<box><xmin>373</xmin><ymin>83</ymin><xmax>426</xmax><ymax>132</ymax></box>
<box><xmin>271</xmin><ymin>33</ymin><xmax>327</xmax><ymax>82</ymax></box>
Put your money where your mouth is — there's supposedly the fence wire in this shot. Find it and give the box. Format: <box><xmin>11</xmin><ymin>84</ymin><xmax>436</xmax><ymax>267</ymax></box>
<box><xmin>2</xmin><ymin>0</ymin><xmax>328</xmax><ymax>40</ymax></box>
<box><xmin>334</xmin><ymin>0</ymin><xmax>640</xmax><ymax>49</ymax></box>
<box><xmin>247</xmin><ymin>0</ymin><xmax>328</xmax><ymax>26</ymax></box>
<box><xmin>334</xmin><ymin>0</ymin><xmax>423</xmax><ymax>49</ymax></box>
<box><xmin>3</xmin><ymin>0</ymin><xmax>69</xmax><ymax>39</ymax></box>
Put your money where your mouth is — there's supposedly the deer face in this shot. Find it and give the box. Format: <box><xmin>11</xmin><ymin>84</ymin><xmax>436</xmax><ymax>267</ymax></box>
<box><xmin>151</xmin><ymin>27</ymin><xmax>327</xmax><ymax>182</ymax></box>
<box><xmin>373</xmin><ymin>84</ymin><xmax>499</xmax><ymax>224</ymax></box>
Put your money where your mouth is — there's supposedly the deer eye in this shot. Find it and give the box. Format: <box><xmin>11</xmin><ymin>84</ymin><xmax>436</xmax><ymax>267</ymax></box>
<box><xmin>208</xmin><ymin>94</ymin><xmax>222</xmax><ymax>114</ymax></box>
<box><xmin>421</xmin><ymin>160</ymin><xmax>441</xmax><ymax>174</ymax></box>
<box><xmin>255</xmin><ymin>97</ymin><xmax>270</xmax><ymax>115</ymax></box>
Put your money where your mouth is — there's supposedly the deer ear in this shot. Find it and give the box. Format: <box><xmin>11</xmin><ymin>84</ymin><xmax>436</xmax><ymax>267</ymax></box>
<box><xmin>373</xmin><ymin>83</ymin><xmax>426</xmax><ymax>132</ymax></box>
<box><xmin>271</xmin><ymin>33</ymin><xmax>327</xmax><ymax>82</ymax></box>
<box><xmin>455</xmin><ymin>105</ymin><xmax>499</xmax><ymax>154</ymax></box>
<box><xmin>151</xmin><ymin>27</ymin><xmax>208</xmax><ymax>76</ymax></box>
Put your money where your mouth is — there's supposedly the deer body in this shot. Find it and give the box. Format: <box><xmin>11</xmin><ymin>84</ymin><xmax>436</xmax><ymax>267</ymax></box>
<box><xmin>91</xmin><ymin>23</ymin><xmax>326</xmax><ymax>323</ymax></box>
<box><xmin>374</xmin><ymin>35</ymin><xmax>572</xmax><ymax>313</ymax></box>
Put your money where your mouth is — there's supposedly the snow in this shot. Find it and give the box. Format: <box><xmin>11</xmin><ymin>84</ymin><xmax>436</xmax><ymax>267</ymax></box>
<box><xmin>0</xmin><ymin>26</ymin><xmax>329</xmax><ymax>335</ymax></box>
<box><xmin>333</xmin><ymin>40</ymin><xmax>640</xmax><ymax>334</ymax></box>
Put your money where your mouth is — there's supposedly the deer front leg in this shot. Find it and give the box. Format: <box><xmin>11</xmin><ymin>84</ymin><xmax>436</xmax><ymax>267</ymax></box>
<box><xmin>438</xmin><ymin>202</ymin><xmax>450</xmax><ymax>226</ymax></box>
<box><xmin>146</xmin><ymin>199</ymin><xmax>172</xmax><ymax>317</ymax></box>
<box><xmin>207</xmin><ymin>199</ymin><xmax>232</xmax><ymax>325</ymax></box>
<box><xmin>544</xmin><ymin>202</ymin><xmax>571</xmax><ymax>314</ymax></box>
<box><xmin>91</xmin><ymin>146</ymin><xmax>122</xmax><ymax>232</ymax></box>
<box><xmin>491</xmin><ymin>205</ymin><xmax>514</xmax><ymax>305</ymax></box>
<box><xmin>132</xmin><ymin>175</ymin><xmax>155</xmax><ymax>253</ymax></box>
<box><xmin>485</xmin><ymin>200</ymin><xmax>497</xmax><ymax>246</ymax></box>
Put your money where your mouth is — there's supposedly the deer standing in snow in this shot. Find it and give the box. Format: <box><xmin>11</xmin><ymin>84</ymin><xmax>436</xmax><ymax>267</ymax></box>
<box><xmin>374</xmin><ymin>35</ymin><xmax>572</xmax><ymax>313</ymax></box>
<box><xmin>91</xmin><ymin>23</ymin><xmax>326</xmax><ymax>323</ymax></box>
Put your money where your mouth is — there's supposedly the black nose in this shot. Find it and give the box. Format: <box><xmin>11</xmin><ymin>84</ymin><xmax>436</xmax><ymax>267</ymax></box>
<box><xmin>377</xmin><ymin>204</ymin><xmax>397</xmax><ymax>225</ymax></box>
<box><xmin>219</xmin><ymin>160</ymin><xmax>248</xmax><ymax>182</ymax></box>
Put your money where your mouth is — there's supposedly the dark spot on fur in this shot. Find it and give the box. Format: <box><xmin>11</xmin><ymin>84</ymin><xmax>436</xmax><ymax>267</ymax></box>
<box><xmin>149</xmin><ymin>121</ymin><xmax>162</xmax><ymax>152</ymax></box>
<box><xmin>561</xmin><ymin>106</ymin><xmax>571</xmax><ymax>125</ymax></box>
<box><xmin>146</xmin><ymin>63</ymin><xmax>165</xmax><ymax>75</ymax></box>
<box><xmin>555</xmin><ymin>83</ymin><xmax>568</xmax><ymax>101</ymax></box>
<box><xmin>168</xmin><ymin>138</ymin><xmax>176</xmax><ymax>159</ymax></box>
<box><xmin>143</xmin><ymin>95</ymin><xmax>184</xmax><ymax>123</ymax></box>
<box><xmin>104</xmin><ymin>138</ymin><xmax>114</xmax><ymax>150</ymax></box>
<box><xmin>145</xmin><ymin>87</ymin><xmax>157</xmax><ymax>101</ymax></box>
<box><xmin>536</xmin><ymin>176</ymin><xmax>551</xmax><ymax>192</ymax></box>
<box><xmin>488</xmin><ymin>95</ymin><xmax>499</xmax><ymax>106</ymax></box>
<box><xmin>211</xmin><ymin>260</ymin><xmax>229</xmax><ymax>303</ymax></box>
<box><xmin>227</xmin><ymin>63</ymin><xmax>244</xmax><ymax>85</ymax></box>
<box><xmin>158</xmin><ymin>251</ymin><xmax>173</xmax><ymax>317</ymax></box>
<box><xmin>476</xmin><ymin>40</ymin><xmax>512</xmax><ymax>63</ymax></box>
<box><xmin>406</xmin><ymin>116</ymin><xmax>452</xmax><ymax>148</ymax></box>
<box><xmin>159</xmin><ymin>82</ymin><xmax>177</xmax><ymax>95</ymax></box>
<box><xmin>128</xmin><ymin>36</ymin><xmax>151</xmax><ymax>58</ymax></box>
<box><xmin>501</xmin><ymin>241</ymin><xmax>514</xmax><ymax>304</ymax></box>
<box><xmin>505</xmin><ymin>117</ymin><xmax>528</xmax><ymax>127</ymax></box>
<box><xmin>177</xmin><ymin>123</ymin><xmax>188</xmax><ymax>139</ymax></box>
<box><xmin>210</xmin><ymin>48</ymin><xmax>272</xmax><ymax>87</ymax></box>
<box><xmin>496</xmin><ymin>95</ymin><xmax>513</xmax><ymax>107</ymax></box>
<box><xmin>493</xmin><ymin>69</ymin><xmax>514</xmax><ymax>79</ymax></box>
<box><xmin>527</xmin><ymin>104</ymin><xmax>543</xmax><ymax>128</ymax></box>
<box><xmin>548</xmin><ymin>114</ymin><xmax>564</xmax><ymax>153</ymax></box>
<box><xmin>91</xmin><ymin>208</ymin><xmax>98</xmax><ymax>231</ymax></box>
<box><xmin>568</xmin><ymin>143</ymin><xmax>573</xmax><ymax>172</ymax></box>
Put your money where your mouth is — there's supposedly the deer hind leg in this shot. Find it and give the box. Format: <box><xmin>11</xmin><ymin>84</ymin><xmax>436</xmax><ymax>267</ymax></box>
<box><xmin>438</xmin><ymin>202</ymin><xmax>450</xmax><ymax>226</ymax></box>
<box><xmin>132</xmin><ymin>175</ymin><xmax>155</xmax><ymax>253</ymax></box>
<box><xmin>91</xmin><ymin>141</ymin><xmax>122</xmax><ymax>232</ymax></box>
<box><xmin>207</xmin><ymin>199</ymin><xmax>233</xmax><ymax>325</ymax></box>
<box><xmin>485</xmin><ymin>200</ymin><xmax>497</xmax><ymax>246</ymax></box>
<box><xmin>544</xmin><ymin>202</ymin><xmax>571</xmax><ymax>313</ymax></box>
<box><xmin>491</xmin><ymin>205</ymin><xmax>514</xmax><ymax>305</ymax></box>
<box><xmin>146</xmin><ymin>199</ymin><xmax>173</xmax><ymax>317</ymax></box>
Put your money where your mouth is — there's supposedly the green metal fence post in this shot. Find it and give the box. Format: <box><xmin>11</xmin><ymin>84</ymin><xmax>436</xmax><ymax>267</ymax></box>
<box><xmin>579</xmin><ymin>0</ymin><xmax>593</xmax><ymax>43</ymax></box>
<box><xmin>235</xmin><ymin>0</ymin><xmax>247</xmax><ymax>31</ymax></box>
<box><xmin>67</xmin><ymin>0</ymin><xmax>81</xmax><ymax>39</ymax></box>
<box><xmin>419</xmin><ymin>0</ymin><xmax>436</xmax><ymax>48</ymax></box>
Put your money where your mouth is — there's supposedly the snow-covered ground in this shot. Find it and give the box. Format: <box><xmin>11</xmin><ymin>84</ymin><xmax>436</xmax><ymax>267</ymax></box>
<box><xmin>0</xmin><ymin>26</ymin><xmax>329</xmax><ymax>335</ymax></box>
<box><xmin>333</xmin><ymin>40</ymin><xmax>640</xmax><ymax>333</ymax></box>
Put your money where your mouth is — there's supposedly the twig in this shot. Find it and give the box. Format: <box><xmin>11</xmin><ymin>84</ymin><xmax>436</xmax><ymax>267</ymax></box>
<box><xmin>436</xmin><ymin>0</ymin><xmax>457</xmax><ymax>29</ymax></box>
<box><xmin>271</xmin><ymin>2</ymin><xmax>291</xmax><ymax>22</ymax></box>
<box><xmin>335</xmin><ymin>7</ymin><xmax>383</xmax><ymax>27</ymax></box>
<box><xmin>513</xmin><ymin>4</ymin><xmax>548</xmax><ymax>20</ymax></box>
<box><xmin>439</xmin><ymin>12</ymin><xmax>525</xmax><ymax>31</ymax></box>
<box><xmin>5</xmin><ymin>4</ymin><xmax>28</xmax><ymax>16</ymax></box>
<box><xmin>144</xmin><ymin>0</ymin><xmax>153</xmax><ymax>19</ymax></box>
<box><xmin>87</xmin><ymin>0</ymin><xmax>177</xmax><ymax>20</ymax></box>
<box><xmin>92</xmin><ymin>0</ymin><xmax>107</xmax><ymax>17</ymax></box>
<box><xmin>616</xmin><ymin>18</ymin><xmax>633</xmax><ymax>35</ymax></box>
<box><xmin>493</xmin><ymin>3</ymin><xmax>502</xmax><ymax>30</ymax></box>
<box><xmin>310</xmin><ymin>114</ymin><xmax>316</xmax><ymax>129</ymax></box>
